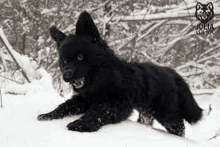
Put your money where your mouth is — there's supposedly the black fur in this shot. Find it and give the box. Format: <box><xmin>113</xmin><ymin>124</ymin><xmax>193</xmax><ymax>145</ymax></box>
<box><xmin>38</xmin><ymin>11</ymin><xmax>203</xmax><ymax>136</ymax></box>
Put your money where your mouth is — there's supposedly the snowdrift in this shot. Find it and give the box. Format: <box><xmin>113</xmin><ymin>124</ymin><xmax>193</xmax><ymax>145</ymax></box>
<box><xmin>0</xmin><ymin>69</ymin><xmax>220</xmax><ymax>147</ymax></box>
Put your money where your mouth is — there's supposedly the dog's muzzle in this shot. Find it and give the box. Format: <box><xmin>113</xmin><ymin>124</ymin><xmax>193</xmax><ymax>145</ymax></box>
<box><xmin>63</xmin><ymin>70</ymin><xmax>73</xmax><ymax>82</ymax></box>
<box><xmin>63</xmin><ymin>69</ymin><xmax>85</xmax><ymax>89</ymax></box>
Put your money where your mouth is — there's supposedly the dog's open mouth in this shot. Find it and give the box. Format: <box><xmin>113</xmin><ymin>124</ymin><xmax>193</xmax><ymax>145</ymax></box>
<box><xmin>72</xmin><ymin>77</ymin><xmax>85</xmax><ymax>89</ymax></box>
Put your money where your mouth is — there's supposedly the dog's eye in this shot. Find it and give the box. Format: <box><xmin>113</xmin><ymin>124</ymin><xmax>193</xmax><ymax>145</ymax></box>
<box><xmin>63</xmin><ymin>60</ymin><xmax>68</xmax><ymax>64</ymax></box>
<box><xmin>78</xmin><ymin>54</ymin><xmax>83</xmax><ymax>61</ymax></box>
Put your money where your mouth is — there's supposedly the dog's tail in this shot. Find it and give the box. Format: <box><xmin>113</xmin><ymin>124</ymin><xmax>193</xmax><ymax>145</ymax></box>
<box><xmin>178</xmin><ymin>77</ymin><xmax>203</xmax><ymax>124</ymax></box>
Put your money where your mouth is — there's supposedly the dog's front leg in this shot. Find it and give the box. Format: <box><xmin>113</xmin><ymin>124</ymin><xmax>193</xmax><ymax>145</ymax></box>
<box><xmin>67</xmin><ymin>101</ymin><xmax>133</xmax><ymax>132</ymax></box>
<box><xmin>38</xmin><ymin>95</ymin><xmax>90</xmax><ymax>121</ymax></box>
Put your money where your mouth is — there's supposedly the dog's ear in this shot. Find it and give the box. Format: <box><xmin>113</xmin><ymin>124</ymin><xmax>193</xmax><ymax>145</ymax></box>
<box><xmin>50</xmin><ymin>26</ymin><xmax>67</xmax><ymax>47</ymax></box>
<box><xmin>75</xmin><ymin>11</ymin><xmax>100</xmax><ymax>42</ymax></box>
<box><xmin>207</xmin><ymin>2</ymin><xmax>213</xmax><ymax>10</ymax></box>
<box><xmin>196</xmin><ymin>2</ymin><xmax>202</xmax><ymax>10</ymax></box>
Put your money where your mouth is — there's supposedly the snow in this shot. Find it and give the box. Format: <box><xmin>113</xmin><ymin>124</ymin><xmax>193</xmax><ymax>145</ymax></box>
<box><xmin>0</xmin><ymin>69</ymin><xmax>220</xmax><ymax>147</ymax></box>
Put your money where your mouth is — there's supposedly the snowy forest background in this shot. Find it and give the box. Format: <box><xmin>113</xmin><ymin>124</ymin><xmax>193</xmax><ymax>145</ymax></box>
<box><xmin>0</xmin><ymin>0</ymin><xmax>220</xmax><ymax>146</ymax></box>
<box><xmin>0</xmin><ymin>0</ymin><xmax>220</xmax><ymax>96</ymax></box>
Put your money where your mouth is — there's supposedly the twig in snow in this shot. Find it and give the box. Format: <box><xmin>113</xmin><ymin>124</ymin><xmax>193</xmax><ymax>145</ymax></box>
<box><xmin>207</xmin><ymin>104</ymin><xmax>212</xmax><ymax>116</ymax></box>
<box><xmin>208</xmin><ymin>135</ymin><xmax>217</xmax><ymax>140</ymax></box>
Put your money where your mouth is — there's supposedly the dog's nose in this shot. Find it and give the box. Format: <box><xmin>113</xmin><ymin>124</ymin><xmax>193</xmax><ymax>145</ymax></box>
<box><xmin>63</xmin><ymin>69</ymin><xmax>73</xmax><ymax>82</ymax></box>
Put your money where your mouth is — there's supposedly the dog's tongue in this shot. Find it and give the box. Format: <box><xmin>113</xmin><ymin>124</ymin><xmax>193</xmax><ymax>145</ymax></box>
<box><xmin>73</xmin><ymin>77</ymin><xmax>85</xmax><ymax>89</ymax></box>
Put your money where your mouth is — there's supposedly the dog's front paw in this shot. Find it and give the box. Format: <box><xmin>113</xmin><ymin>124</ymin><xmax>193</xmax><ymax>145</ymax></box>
<box><xmin>37</xmin><ymin>113</ymin><xmax>54</xmax><ymax>121</ymax></box>
<box><xmin>67</xmin><ymin>119</ymin><xmax>101</xmax><ymax>132</ymax></box>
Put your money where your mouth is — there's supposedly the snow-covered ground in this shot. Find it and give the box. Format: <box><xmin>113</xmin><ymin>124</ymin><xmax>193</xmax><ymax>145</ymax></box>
<box><xmin>0</xmin><ymin>69</ymin><xmax>220</xmax><ymax>147</ymax></box>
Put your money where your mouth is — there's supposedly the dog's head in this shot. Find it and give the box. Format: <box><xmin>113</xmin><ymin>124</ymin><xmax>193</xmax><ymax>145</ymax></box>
<box><xmin>50</xmin><ymin>11</ymin><xmax>114</xmax><ymax>90</ymax></box>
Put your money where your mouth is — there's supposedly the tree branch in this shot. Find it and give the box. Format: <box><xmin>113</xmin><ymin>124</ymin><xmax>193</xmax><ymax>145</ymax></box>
<box><xmin>137</xmin><ymin>20</ymin><xmax>168</xmax><ymax>42</ymax></box>
<box><xmin>0</xmin><ymin>28</ymin><xmax>31</xmax><ymax>83</ymax></box>
<box><xmin>0</xmin><ymin>28</ymin><xmax>38</xmax><ymax>83</ymax></box>
<box><xmin>164</xmin><ymin>31</ymin><xmax>194</xmax><ymax>55</ymax></box>
<box><xmin>197</xmin><ymin>52</ymin><xmax>220</xmax><ymax>64</ymax></box>
<box><xmin>115</xmin><ymin>9</ymin><xmax>220</xmax><ymax>22</ymax></box>
<box><xmin>175</xmin><ymin>61</ymin><xmax>204</xmax><ymax>71</ymax></box>
<box><xmin>199</xmin><ymin>43</ymin><xmax>220</xmax><ymax>59</ymax></box>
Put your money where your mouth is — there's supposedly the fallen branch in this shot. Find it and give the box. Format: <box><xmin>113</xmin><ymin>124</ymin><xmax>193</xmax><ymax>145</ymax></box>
<box><xmin>192</xmin><ymin>89</ymin><xmax>216</xmax><ymax>95</ymax></box>
<box><xmin>0</xmin><ymin>28</ymin><xmax>30</xmax><ymax>83</ymax></box>
<box><xmin>0</xmin><ymin>28</ymin><xmax>39</xmax><ymax>82</ymax></box>
<box><xmin>208</xmin><ymin>135</ymin><xmax>218</xmax><ymax>140</ymax></box>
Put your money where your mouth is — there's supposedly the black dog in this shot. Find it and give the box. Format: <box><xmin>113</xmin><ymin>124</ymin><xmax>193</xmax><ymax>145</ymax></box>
<box><xmin>38</xmin><ymin>11</ymin><xmax>203</xmax><ymax>136</ymax></box>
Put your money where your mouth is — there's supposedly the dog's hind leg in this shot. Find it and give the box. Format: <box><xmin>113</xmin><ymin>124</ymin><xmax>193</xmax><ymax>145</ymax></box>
<box><xmin>38</xmin><ymin>95</ymin><xmax>90</xmax><ymax>121</ymax></box>
<box><xmin>157</xmin><ymin>115</ymin><xmax>185</xmax><ymax>136</ymax></box>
